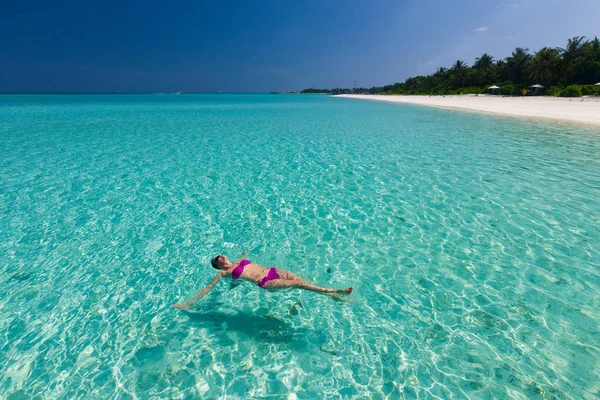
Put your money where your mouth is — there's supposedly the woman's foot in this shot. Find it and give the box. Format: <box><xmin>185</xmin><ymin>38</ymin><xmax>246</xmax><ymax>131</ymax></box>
<box><xmin>337</xmin><ymin>287</ymin><xmax>353</xmax><ymax>295</ymax></box>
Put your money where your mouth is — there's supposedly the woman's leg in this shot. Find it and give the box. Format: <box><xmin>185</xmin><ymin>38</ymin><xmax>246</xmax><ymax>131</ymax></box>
<box><xmin>295</xmin><ymin>282</ymin><xmax>352</xmax><ymax>301</ymax></box>
<box><xmin>274</xmin><ymin>269</ymin><xmax>352</xmax><ymax>295</ymax></box>
<box><xmin>274</xmin><ymin>268</ymin><xmax>303</xmax><ymax>282</ymax></box>
<box><xmin>262</xmin><ymin>278</ymin><xmax>352</xmax><ymax>298</ymax></box>
<box><xmin>295</xmin><ymin>282</ymin><xmax>350</xmax><ymax>295</ymax></box>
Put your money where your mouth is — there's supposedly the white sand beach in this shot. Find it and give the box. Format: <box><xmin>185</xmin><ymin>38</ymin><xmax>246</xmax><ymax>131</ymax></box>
<box><xmin>336</xmin><ymin>94</ymin><xmax>600</xmax><ymax>127</ymax></box>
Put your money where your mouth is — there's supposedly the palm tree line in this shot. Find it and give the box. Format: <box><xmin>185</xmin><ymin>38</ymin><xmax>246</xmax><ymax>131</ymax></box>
<box><xmin>303</xmin><ymin>36</ymin><xmax>600</xmax><ymax>96</ymax></box>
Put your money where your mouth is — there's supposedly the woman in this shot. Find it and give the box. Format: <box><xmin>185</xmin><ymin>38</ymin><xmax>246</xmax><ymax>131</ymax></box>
<box><xmin>172</xmin><ymin>252</ymin><xmax>353</xmax><ymax>309</ymax></box>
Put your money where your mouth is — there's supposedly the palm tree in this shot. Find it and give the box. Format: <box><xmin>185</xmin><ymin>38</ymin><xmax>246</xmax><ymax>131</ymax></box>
<box><xmin>572</xmin><ymin>36</ymin><xmax>600</xmax><ymax>84</ymax></box>
<box><xmin>559</xmin><ymin>36</ymin><xmax>587</xmax><ymax>78</ymax></box>
<box><xmin>452</xmin><ymin>60</ymin><xmax>468</xmax><ymax>72</ymax></box>
<box><xmin>353</xmin><ymin>34</ymin><xmax>600</xmax><ymax>95</ymax></box>
<box><xmin>495</xmin><ymin>59</ymin><xmax>509</xmax><ymax>82</ymax></box>
<box><xmin>474</xmin><ymin>53</ymin><xmax>494</xmax><ymax>70</ymax></box>
<box><xmin>434</xmin><ymin>67</ymin><xmax>448</xmax><ymax>77</ymax></box>
<box><xmin>450</xmin><ymin>60</ymin><xmax>468</xmax><ymax>88</ymax></box>
<box><xmin>432</xmin><ymin>67</ymin><xmax>449</xmax><ymax>91</ymax></box>
<box><xmin>590</xmin><ymin>36</ymin><xmax>600</xmax><ymax>56</ymax></box>
<box><xmin>559</xmin><ymin>36</ymin><xmax>587</xmax><ymax>65</ymax></box>
<box><xmin>474</xmin><ymin>53</ymin><xmax>495</xmax><ymax>85</ymax></box>
<box><xmin>588</xmin><ymin>37</ymin><xmax>600</xmax><ymax>83</ymax></box>
<box><xmin>505</xmin><ymin>47</ymin><xmax>531</xmax><ymax>84</ymax></box>
<box><xmin>529</xmin><ymin>47</ymin><xmax>561</xmax><ymax>84</ymax></box>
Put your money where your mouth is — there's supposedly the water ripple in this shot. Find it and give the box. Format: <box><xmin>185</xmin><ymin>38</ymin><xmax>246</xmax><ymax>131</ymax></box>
<box><xmin>1</xmin><ymin>94</ymin><xmax>599</xmax><ymax>399</ymax></box>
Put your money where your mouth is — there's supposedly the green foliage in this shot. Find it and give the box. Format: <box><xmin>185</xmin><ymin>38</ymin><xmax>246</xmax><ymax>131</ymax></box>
<box><xmin>457</xmin><ymin>87</ymin><xmax>482</xmax><ymax>94</ymax></box>
<box><xmin>302</xmin><ymin>35</ymin><xmax>600</xmax><ymax>96</ymax></box>
<box><xmin>506</xmin><ymin>48</ymin><xmax>531</xmax><ymax>85</ymax></box>
<box><xmin>498</xmin><ymin>84</ymin><xmax>522</xmax><ymax>96</ymax></box>
<box><xmin>558</xmin><ymin>85</ymin><xmax>583</xmax><ymax>97</ymax></box>
<box><xmin>301</xmin><ymin>88</ymin><xmax>331</xmax><ymax>94</ymax></box>
<box><xmin>528</xmin><ymin>47</ymin><xmax>561</xmax><ymax>85</ymax></box>
<box><xmin>547</xmin><ymin>86</ymin><xmax>562</xmax><ymax>96</ymax></box>
<box><xmin>581</xmin><ymin>84</ymin><xmax>600</xmax><ymax>95</ymax></box>
<box><xmin>559</xmin><ymin>36</ymin><xmax>588</xmax><ymax>78</ymax></box>
<box><xmin>498</xmin><ymin>85</ymin><xmax>513</xmax><ymax>95</ymax></box>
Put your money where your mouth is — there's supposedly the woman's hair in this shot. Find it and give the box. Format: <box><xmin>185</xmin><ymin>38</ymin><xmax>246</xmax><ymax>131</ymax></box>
<box><xmin>211</xmin><ymin>255</ymin><xmax>221</xmax><ymax>269</ymax></box>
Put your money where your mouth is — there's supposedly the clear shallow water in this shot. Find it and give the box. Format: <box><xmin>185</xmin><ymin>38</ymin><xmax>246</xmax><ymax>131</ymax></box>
<box><xmin>1</xmin><ymin>94</ymin><xmax>599</xmax><ymax>399</ymax></box>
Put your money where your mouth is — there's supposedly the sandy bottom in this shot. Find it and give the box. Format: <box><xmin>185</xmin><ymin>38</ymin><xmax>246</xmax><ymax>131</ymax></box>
<box><xmin>336</xmin><ymin>94</ymin><xmax>600</xmax><ymax>127</ymax></box>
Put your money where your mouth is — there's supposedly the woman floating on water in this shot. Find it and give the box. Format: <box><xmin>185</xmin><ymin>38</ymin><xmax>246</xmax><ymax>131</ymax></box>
<box><xmin>172</xmin><ymin>252</ymin><xmax>353</xmax><ymax>309</ymax></box>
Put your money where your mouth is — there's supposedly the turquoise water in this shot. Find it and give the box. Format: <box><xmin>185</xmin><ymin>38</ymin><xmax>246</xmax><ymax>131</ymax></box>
<box><xmin>1</xmin><ymin>94</ymin><xmax>599</xmax><ymax>399</ymax></box>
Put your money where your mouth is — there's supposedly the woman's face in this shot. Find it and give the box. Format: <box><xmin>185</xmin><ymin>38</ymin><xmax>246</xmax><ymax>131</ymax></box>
<box><xmin>213</xmin><ymin>254</ymin><xmax>229</xmax><ymax>268</ymax></box>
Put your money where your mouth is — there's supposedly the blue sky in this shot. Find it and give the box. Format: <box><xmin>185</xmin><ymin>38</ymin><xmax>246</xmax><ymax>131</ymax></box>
<box><xmin>1</xmin><ymin>0</ymin><xmax>599</xmax><ymax>92</ymax></box>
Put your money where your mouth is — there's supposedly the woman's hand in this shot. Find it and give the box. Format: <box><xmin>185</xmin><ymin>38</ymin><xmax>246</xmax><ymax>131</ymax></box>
<box><xmin>172</xmin><ymin>271</ymin><xmax>225</xmax><ymax>310</ymax></box>
<box><xmin>172</xmin><ymin>302</ymin><xmax>190</xmax><ymax>310</ymax></box>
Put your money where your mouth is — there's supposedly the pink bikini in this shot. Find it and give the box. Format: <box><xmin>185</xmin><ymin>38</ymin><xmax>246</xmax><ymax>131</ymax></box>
<box><xmin>231</xmin><ymin>260</ymin><xmax>280</xmax><ymax>288</ymax></box>
<box><xmin>231</xmin><ymin>260</ymin><xmax>251</xmax><ymax>280</ymax></box>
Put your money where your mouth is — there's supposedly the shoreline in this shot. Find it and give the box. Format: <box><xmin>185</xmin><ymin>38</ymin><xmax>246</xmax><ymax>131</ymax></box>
<box><xmin>335</xmin><ymin>94</ymin><xmax>600</xmax><ymax>127</ymax></box>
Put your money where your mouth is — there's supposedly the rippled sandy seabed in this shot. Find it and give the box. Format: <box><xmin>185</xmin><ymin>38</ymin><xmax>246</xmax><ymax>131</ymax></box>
<box><xmin>1</xmin><ymin>94</ymin><xmax>599</xmax><ymax>399</ymax></box>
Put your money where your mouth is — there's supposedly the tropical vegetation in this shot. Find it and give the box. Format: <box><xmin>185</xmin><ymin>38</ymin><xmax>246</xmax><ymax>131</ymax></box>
<box><xmin>302</xmin><ymin>36</ymin><xmax>600</xmax><ymax>97</ymax></box>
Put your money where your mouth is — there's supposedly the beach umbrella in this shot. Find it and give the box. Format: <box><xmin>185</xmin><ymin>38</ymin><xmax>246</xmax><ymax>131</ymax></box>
<box><xmin>488</xmin><ymin>85</ymin><xmax>500</xmax><ymax>95</ymax></box>
<box><xmin>529</xmin><ymin>84</ymin><xmax>544</xmax><ymax>95</ymax></box>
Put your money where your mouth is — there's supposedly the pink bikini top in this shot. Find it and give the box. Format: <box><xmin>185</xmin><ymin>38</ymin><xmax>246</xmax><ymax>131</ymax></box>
<box><xmin>231</xmin><ymin>260</ymin><xmax>251</xmax><ymax>280</ymax></box>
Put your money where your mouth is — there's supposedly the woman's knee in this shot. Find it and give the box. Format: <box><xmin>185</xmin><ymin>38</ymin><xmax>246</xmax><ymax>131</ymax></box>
<box><xmin>278</xmin><ymin>269</ymin><xmax>298</xmax><ymax>280</ymax></box>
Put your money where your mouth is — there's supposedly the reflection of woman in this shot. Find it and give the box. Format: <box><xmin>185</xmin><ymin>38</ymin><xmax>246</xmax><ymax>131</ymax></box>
<box><xmin>172</xmin><ymin>252</ymin><xmax>353</xmax><ymax>309</ymax></box>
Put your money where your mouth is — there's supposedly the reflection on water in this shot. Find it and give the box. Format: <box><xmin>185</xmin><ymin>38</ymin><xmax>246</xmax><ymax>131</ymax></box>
<box><xmin>1</xmin><ymin>94</ymin><xmax>599</xmax><ymax>398</ymax></box>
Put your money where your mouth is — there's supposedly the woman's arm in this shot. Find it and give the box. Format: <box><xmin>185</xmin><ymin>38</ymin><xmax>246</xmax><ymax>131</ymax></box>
<box><xmin>172</xmin><ymin>271</ymin><xmax>226</xmax><ymax>310</ymax></box>
<box><xmin>232</xmin><ymin>250</ymin><xmax>248</xmax><ymax>264</ymax></box>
